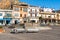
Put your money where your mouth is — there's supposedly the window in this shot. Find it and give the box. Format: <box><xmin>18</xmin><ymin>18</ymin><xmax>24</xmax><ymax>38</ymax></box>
<box><xmin>5</xmin><ymin>13</ymin><xmax>12</xmax><ymax>17</ymax></box>
<box><xmin>48</xmin><ymin>16</ymin><xmax>51</xmax><ymax>18</ymax></box>
<box><xmin>14</xmin><ymin>7</ymin><xmax>19</xmax><ymax>11</ymax></box>
<box><xmin>6</xmin><ymin>14</ymin><xmax>11</xmax><ymax>17</ymax></box>
<box><xmin>30</xmin><ymin>9</ymin><xmax>32</xmax><ymax>12</ymax></box>
<box><xmin>14</xmin><ymin>13</ymin><xmax>19</xmax><ymax>17</ymax></box>
<box><xmin>0</xmin><ymin>20</ymin><xmax>3</xmax><ymax>24</ymax></box>
<box><xmin>20</xmin><ymin>7</ymin><xmax>22</xmax><ymax>11</ymax></box>
<box><xmin>20</xmin><ymin>14</ymin><xmax>22</xmax><ymax>17</ymax></box>
<box><xmin>29</xmin><ymin>9</ymin><xmax>32</xmax><ymax>13</ymax></box>
<box><xmin>0</xmin><ymin>13</ymin><xmax>2</xmax><ymax>16</ymax></box>
<box><xmin>31</xmin><ymin>14</ymin><xmax>32</xmax><ymax>17</ymax></box>
<box><xmin>23</xmin><ymin>8</ymin><xmax>27</xmax><ymax>12</ymax></box>
<box><xmin>24</xmin><ymin>14</ymin><xmax>26</xmax><ymax>17</ymax></box>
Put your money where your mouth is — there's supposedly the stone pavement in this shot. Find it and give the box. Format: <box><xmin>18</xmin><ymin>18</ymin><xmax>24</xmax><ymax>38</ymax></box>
<box><xmin>0</xmin><ymin>25</ymin><xmax>60</xmax><ymax>40</ymax></box>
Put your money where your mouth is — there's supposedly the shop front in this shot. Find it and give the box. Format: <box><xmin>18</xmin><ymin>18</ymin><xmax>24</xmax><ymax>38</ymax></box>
<box><xmin>13</xmin><ymin>18</ymin><xmax>20</xmax><ymax>24</ymax></box>
<box><xmin>3</xmin><ymin>18</ymin><xmax>12</xmax><ymax>24</ymax></box>
<box><xmin>0</xmin><ymin>18</ymin><xmax>4</xmax><ymax>25</ymax></box>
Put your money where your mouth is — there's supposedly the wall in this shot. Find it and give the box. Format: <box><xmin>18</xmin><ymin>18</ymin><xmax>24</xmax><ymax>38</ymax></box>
<box><xmin>28</xmin><ymin>7</ymin><xmax>40</xmax><ymax>17</ymax></box>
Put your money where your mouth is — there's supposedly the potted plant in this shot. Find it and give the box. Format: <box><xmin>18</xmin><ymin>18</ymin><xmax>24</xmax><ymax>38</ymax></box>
<box><xmin>0</xmin><ymin>26</ymin><xmax>3</xmax><ymax>28</ymax></box>
<box><xmin>0</xmin><ymin>26</ymin><xmax>5</xmax><ymax>33</ymax></box>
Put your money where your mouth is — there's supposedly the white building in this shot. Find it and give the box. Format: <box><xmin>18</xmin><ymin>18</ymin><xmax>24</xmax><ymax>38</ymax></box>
<box><xmin>0</xmin><ymin>9</ymin><xmax>13</xmax><ymax>25</ymax></box>
<box><xmin>12</xmin><ymin>11</ymin><xmax>20</xmax><ymax>24</ymax></box>
<box><xmin>28</xmin><ymin>6</ymin><xmax>40</xmax><ymax>23</ymax></box>
<box><xmin>12</xmin><ymin>5</ymin><xmax>21</xmax><ymax>24</ymax></box>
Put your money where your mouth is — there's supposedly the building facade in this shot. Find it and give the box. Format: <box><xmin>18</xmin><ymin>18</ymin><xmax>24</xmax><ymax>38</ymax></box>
<box><xmin>28</xmin><ymin>6</ymin><xmax>40</xmax><ymax>23</ymax></box>
<box><xmin>13</xmin><ymin>3</ymin><xmax>28</xmax><ymax>23</ymax></box>
<box><xmin>12</xmin><ymin>11</ymin><xmax>20</xmax><ymax>24</ymax></box>
<box><xmin>0</xmin><ymin>10</ymin><xmax>13</xmax><ymax>25</ymax></box>
<box><xmin>39</xmin><ymin>8</ymin><xmax>60</xmax><ymax>24</ymax></box>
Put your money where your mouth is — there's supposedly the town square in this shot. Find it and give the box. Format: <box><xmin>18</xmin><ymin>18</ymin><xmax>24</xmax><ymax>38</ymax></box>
<box><xmin>0</xmin><ymin>0</ymin><xmax>60</xmax><ymax>40</ymax></box>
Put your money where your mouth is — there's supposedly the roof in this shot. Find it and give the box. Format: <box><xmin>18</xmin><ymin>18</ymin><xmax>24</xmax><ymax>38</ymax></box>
<box><xmin>29</xmin><ymin>5</ymin><xmax>38</xmax><ymax>7</ymax></box>
<box><xmin>13</xmin><ymin>2</ymin><xmax>28</xmax><ymax>6</ymax></box>
<box><xmin>28</xmin><ymin>5</ymin><xmax>40</xmax><ymax>8</ymax></box>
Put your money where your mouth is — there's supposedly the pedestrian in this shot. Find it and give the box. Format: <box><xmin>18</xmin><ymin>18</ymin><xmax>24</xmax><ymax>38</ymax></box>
<box><xmin>23</xmin><ymin>23</ymin><xmax>25</xmax><ymax>29</ymax></box>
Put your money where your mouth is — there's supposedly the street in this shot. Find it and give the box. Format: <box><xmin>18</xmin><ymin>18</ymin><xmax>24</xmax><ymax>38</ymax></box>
<box><xmin>0</xmin><ymin>25</ymin><xmax>60</xmax><ymax>40</ymax></box>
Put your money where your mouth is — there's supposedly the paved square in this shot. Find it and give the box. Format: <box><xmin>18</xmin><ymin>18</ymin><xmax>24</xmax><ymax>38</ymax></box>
<box><xmin>0</xmin><ymin>25</ymin><xmax>60</xmax><ymax>40</ymax></box>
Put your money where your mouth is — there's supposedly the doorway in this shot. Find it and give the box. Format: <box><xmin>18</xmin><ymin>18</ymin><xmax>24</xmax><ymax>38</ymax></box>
<box><xmin>15</xmin><ymin>20</ymin><xmax>18</xmax><ymax>24</ymax></box>
<box><xmin>6</xmin><ymin>20</ymin><xmax>10</xmax><ymax>24</ymax></box>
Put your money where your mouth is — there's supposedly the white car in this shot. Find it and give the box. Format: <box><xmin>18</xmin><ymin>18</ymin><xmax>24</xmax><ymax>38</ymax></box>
<box><xmin>0</xmin><ymin>23</ymin><xmax>5</xmax><ymax>26</ymax></box>
<box><xmin>10</xmin><ymin>27</ymin><xmax>25</xmax><ymax>33</ymax></box>
<box><xmin>26</xmin><ymin>27</ymin><xmax>39</xmax><ymax>33</ymax></box>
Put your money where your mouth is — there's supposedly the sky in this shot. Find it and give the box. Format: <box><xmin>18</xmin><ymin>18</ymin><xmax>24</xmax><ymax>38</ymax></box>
<box><xmin>20</xmin><ymin>0</ymin><xmax>60</xmax><ymax>10</ymax></box>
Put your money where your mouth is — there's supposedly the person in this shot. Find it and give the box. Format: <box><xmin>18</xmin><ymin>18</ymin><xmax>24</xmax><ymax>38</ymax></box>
<box><xmin>23</xmin><ymin>23</ymin><xmax>25</xmax><ymax>29</ymax></box>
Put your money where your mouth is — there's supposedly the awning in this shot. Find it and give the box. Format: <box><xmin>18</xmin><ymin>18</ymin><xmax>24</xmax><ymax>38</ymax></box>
<box><xmin>3</xmin><ymin>18</ymin><xmax>12</xmax><ymax>20</ymax></box>
<box><xmin>0</xmin><ymin>18</ymin><xmax>3</xmax><ymax>20</ymax></box>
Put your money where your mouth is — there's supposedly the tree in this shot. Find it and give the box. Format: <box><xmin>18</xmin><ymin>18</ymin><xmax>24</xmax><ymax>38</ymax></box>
<box><xmin>39</xmin><ymin>17</ymin><xmax>42</xmax><ymax>24</ymax></box>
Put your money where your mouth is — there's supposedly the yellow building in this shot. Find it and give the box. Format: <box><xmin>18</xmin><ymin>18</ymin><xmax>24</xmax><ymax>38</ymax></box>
<box><xmin>13</xmin><ymin>3</ymin><xmax>28</xmax><ymax>23</ymax></box>
<box><xmin>39</xmin><ymin>8</ymin><xmax>57</xmax><ymax>24</ymax></box>
<box><xmin>39</xmin><ymin>9</ymin><xmax>60</xmax><ymax>24</ymax></box>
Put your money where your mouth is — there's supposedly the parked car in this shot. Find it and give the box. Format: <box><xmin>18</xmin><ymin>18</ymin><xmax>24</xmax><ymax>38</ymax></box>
<box><xmin>0</xmin><ymin>23</ymin><xmax>5</xmax><ymax>26</ymax></box>
<box><xmin>10</xmin><ymin>23</ymin><xmax>39</xmax><ymax>33</ymax></box>
<box><xmin>26</xmin><ymin>27</ymin><xmax>39</xmax><ymax>33</ymax></box>
<box><xmin>40</xmin><ymin>23</ymin><xmax>48</xmax><ymax>26</ymax></box>
<box><xmin>10</xmin><ymin>24</ymin><xmax>25</xmax><ymax>33</ymax></box>
<box><xmin>10</xmin><ymin>27</ymin><xmax>25</xmax><ymax>33</ymax></box>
